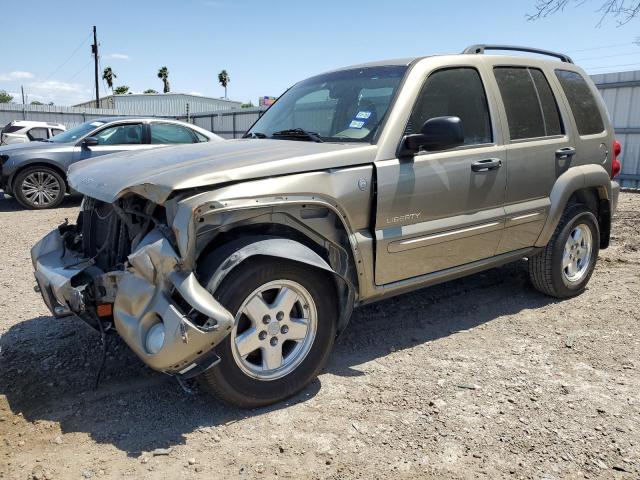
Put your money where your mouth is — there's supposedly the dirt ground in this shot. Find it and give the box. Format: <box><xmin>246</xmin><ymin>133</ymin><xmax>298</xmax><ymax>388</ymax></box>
<box><xmin>0</xmin><ymin>192</ymin><xmax>638</xmax><ymax>480</ymax></box>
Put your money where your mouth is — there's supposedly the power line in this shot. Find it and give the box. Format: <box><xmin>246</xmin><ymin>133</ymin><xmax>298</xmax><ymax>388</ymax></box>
<box><xmin>44</xmin><ymin>31</ymin><xmax>93</xmax><ymax>81</ymax></box>
<box><xmin>576</xmin><ymin>50</ymin><xmax>640</xmax><ymax>62</ymax></box>
<box><xmin>65</xmin><ymin>58</ymin><xmax>93</xmax><ymax>83</ymax></box>
<box><xmin>566</xmin><ymin>42</ymin><xmax>635</xmax><ymax>53</ymax></box>
<box><xmin>585</xmin><ymin>61</ymin><xmax>640</xmax><ymax>71</ymax></box>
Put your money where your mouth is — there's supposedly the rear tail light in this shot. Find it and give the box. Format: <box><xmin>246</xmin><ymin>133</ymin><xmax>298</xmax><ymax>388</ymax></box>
<box><xmin>611</xmin><ymin>140</ymin><xmax>622</xmax><ymax>179</ymax></box>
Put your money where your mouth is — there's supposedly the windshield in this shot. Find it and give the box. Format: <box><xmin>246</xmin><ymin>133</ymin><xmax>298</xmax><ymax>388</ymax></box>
<box><xmin>247</xmin><ymin>66</ymin><xmax>408</xmax><ymax>143</ymax></box>
<box><xmin>50</xmin><ymin>120</ymin><xmax>105</xmax><ymax>143</ymax></box>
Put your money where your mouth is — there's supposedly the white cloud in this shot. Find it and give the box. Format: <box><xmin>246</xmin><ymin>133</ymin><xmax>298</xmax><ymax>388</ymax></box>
<box><xmin>26</xmin><ymin>80</ymin><xmax>91</xmax><ymax>105</ymax></box>
<box><xmin>104</xmin><ymin>53</ymin><xmax>130</xmax><ymax>61</ymax></box>
<box><xmin>0</xmin><ymin>71</ymin><xmax>35</xmax><ymax>82</ymax></box>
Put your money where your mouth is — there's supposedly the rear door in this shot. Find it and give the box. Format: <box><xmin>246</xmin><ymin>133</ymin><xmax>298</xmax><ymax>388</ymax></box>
<box><xmin>374</xmin><ymin>66</ymin><xmax>507</xmax><ymax>285</ymax></box>
<box><xmin>489</xmin><ymin>65</ymin><xmax>575</xmax><ymax>254</ymax></box>
<box><xmin>75</xmin><ymin>122</ymin><xmax>153</xmax><ymax>161</ymax></box>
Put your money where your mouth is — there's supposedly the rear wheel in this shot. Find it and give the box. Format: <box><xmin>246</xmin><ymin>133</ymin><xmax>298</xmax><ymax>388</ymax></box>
<box><xmin>529</xmin><ymin>204</ymin><xmax>599</xmax><ymax>298</ymax></box>
<box><xmin>199</xmin><ymin>257</ymin><xmax>337</xmax><ymax>408</ymax></box>
<box><xmin>14</xmin><ymin>166</ymin><xmax>65</xmax><ymax>209</ymax></box>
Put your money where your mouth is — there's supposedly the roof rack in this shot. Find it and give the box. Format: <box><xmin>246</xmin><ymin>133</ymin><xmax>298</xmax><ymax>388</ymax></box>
<box><xmin>462</xmin><ymin>44</ymin><xmax>573</xmax><ymax>64</ymax></box>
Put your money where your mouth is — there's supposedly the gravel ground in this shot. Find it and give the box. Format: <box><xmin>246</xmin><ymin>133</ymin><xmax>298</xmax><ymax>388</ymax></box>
<box><xmin>0</xmin><ymin>192</ymin><xmax>639</xmax><ymax>480</ymax></box>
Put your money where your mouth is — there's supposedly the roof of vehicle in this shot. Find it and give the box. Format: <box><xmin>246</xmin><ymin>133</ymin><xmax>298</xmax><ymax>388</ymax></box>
<box><xmin>329</xmin><ymin>45</ymin><xmax>576</xmax><ymax>73</ymax></box>
<box><xmin>9</xmin><ymin>120</ymin><xmax>65</xmax><ymax>128</ymax></box>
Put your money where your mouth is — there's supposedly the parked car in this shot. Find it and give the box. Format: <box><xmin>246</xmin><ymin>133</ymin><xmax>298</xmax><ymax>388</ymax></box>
<box><xmin>0</xmin><ymin>118</ymin><xmax>222</xmax><ymax>209</ymax></box>
<box><xmin>31</xmin><ymin>45</ymin><xmax>620</xmax><ymax>407</ymax></box>
<box><xmin>1</xmin><ymin>120</ymin><xmax>66</xmax><ymax>145</ymax></box>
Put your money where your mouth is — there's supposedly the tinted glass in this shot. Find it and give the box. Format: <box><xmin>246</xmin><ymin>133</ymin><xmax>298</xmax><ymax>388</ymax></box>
<box><xmin>555</xmin><ymin>70</ymin><xmax>605</xmax><ymax>135</ymax></box>
<box><xmin>406</xmin><ymin>67</ymin><xmax>492</xmax><ymax>146</ymax></box>
<box><xmin>530</xmin><ymin>69</ymin><xmax>563</xmax><ymax>136</ymax></box>
<box><xmin>150</xmin><ymin>123</ymin><xmax>196</xmax><ymax>144</ymax></box>
<box><xmin>494</xmin><ymin>67</ymin><xmax>546</xmax><ymax>140</ymax></box>
<box><xmin>247</xmin><ymin>66</ymin><xmax>407</xmax><ymax>143</ymax></box>
<box><xmin>27</xmin><ymin>127</ymin><xmax>49</xmax><ymax>140</ymax></box>
<box><xmin>2</xmin><ymin>125</ymin><xmax>23</xmax><ymax>134</ymax></box>
<box><xmin>51</xmin><ymin>129</ymin><xmax>64</xmax><ymax>136</ymax></box>
<box><xmin>94</xmin><ymin>124</ymin><xmax>143</xmax><ymax>145</ymax></box>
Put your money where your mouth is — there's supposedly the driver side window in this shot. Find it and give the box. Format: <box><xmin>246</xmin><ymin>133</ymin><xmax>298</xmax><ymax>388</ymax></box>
<box><xmin>94</xmin><ymin>124</ymin><xmax>143</xmax><ymax>145</ymax></box>
<box><xmin>406</xmin><ymin>67</ymin><xmax>492</xmax><ymax>146</ymax></box>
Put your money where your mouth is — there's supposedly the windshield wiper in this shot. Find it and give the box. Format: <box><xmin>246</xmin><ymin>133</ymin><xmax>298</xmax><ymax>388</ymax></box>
<box><xmin>243</xmin><ymin>132</ymin><xmax>267</xmax><ymax>139</ymax></box>
<box><xmin>271</xmin><ymin>128</ymin><xmax>324</xmax><ymax>143</ymax></box>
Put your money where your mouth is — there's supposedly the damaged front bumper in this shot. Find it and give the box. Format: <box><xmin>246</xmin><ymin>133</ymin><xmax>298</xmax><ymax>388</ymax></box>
<box><xmin>31</xmin><ymin>225</ymin><xmax>234</xmax><ymax>378</ymax></box>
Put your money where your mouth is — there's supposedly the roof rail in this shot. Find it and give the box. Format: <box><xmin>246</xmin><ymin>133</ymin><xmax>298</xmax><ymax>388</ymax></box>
<box><xmin>462</xmin><ymin>44</ymin><xmax>573</xmax><ymax>64</ymax></box>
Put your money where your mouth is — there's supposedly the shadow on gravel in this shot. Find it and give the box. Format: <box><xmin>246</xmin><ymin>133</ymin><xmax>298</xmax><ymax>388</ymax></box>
<box><xmin>0</xmin><ymin>259</ymin><xmax>556</xmax><ymax>456</ymax></box>
<box><xmin>0</xmin><ymin>193</ymin><xmax>82</xmax><ymax>212</ymax></box>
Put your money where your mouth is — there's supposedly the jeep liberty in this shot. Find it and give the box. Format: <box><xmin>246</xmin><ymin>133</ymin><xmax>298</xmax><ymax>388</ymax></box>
<box><xmin>31</xmin><ymin>45</ymin><xmax>621</xmax><ymax>407</ymax></box>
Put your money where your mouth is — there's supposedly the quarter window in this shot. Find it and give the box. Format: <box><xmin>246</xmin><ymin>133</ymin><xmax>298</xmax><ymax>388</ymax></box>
<box><xmin>406</xmin><ymin>67</ymin><xmax>492</xmax><ymax>146</ymax></box>
<box><xmin>494</xmin><ymin>67</ymin><xmax>563</xmax><ymax>140</ymax></box>
<box><xmin>150</xmin><ymin>123</ymin><xmax>197</xmax><ymax>144</ymax></box>
<box><xmin>51</xmin><ymin>129</ymin><xmax>64</xmax><ymax>137</ymax></box>
<box><xmin>555</xmin><ymin>70</ymin><xmax>605</xmax><ymax>135</ymax></box>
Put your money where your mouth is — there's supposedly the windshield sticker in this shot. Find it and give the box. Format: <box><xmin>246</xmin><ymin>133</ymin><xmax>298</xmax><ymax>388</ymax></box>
<box><xmin>90</xmin><ymin>121</ymin><xmax>105</xmax><ymax>127</ymax></box>
<box><xmin>349</xmin><ymin>120</ymin><xmax>365</xmax><ymax>129</ymax></box>
<box><xmin>356</xmin><ymin>111</ymin><xmax>372</xmax><ymax>120</ymax></box>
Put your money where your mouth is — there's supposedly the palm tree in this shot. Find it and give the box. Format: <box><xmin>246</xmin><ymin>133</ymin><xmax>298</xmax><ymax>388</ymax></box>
<box><xmin>218</xmin><ymin>69</ymin><xmax>230</xmax><ymax>99</ymax></box>
<box><xmin>157</xmin><ymin>66</ymin><xmax>170</xmax><ymax>93</ymax></box>
<box><xmin>102</xmin><ymin>67</ymin><xmax>116</xmax><ymax>94</ymax></box>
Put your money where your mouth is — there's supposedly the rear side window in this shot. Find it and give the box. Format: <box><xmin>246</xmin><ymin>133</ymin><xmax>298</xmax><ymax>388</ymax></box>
<box><xmin>406</xmin><ymin>67</ymin><xmax>492</xmax><ymax>146</ymax></box>
<box><xmin>494</xmin><ymin>67</ymin><xmax>563</xmax><ymax>140</ymax></box>
<box><xmin>27</xmin><ymin>127</ymin><xmax>49</xmax><ymax>140</ymax></box>
<box><xmin>51</xmin><ymin>129</ymin><xmax>64</xmax><ymax>136</ymax></box>
<box><xmin>150</xmin><ymin>123</ymin><xmax>197</xmax><ymax>144</ymax></box>
<box><xmin>555</xmin><ymin>70</ymin><xmax>605</xmax><ymax>135</ymax></box>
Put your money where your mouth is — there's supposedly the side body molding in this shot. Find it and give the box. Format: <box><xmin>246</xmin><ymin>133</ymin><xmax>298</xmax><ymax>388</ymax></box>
<box><xmin>535</xmin><ymin>164</ymin><xmax>612</xmax><ymax>247</ymax></box>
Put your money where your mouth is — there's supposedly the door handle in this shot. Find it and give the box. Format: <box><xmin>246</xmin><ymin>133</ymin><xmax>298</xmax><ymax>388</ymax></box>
<box><xmin>555</xmin><ymin>147</ymin><xmax>576</xmax><ymax>159</ymax></box>
<box><xmin>471</xmin><ymin>158</ymin><xmax>502</xmax><ymax>172</ymax></box>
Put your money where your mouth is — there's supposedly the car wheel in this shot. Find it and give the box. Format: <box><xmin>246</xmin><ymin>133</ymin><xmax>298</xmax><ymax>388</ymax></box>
<box><xmin>14</xmin><ymin>166</ymin><xmax>65</xmax><ymax>209</ymax></box>
<box><xmin>529</xmin><ymin>204</ymin><xmax>600</xmax><ymax>298</ymax></box>
<box><xmin>198</xmin><ymin>256</ymin><xmax>337</xmax><ymax>408</ymax></box>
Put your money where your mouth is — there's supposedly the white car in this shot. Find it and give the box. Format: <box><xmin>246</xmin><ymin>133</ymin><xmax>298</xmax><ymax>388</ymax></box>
<box><xmin>0</xmin><ymin>121</ymin><xmax>66</xmax><ymax>145</ymax></box>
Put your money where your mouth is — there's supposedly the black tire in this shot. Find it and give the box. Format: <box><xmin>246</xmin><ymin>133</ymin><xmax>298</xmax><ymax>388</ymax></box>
<box><xmin>199</xmin><ymin>256</ymin><xmax>337</xmax><ymax>408</ymax></box>
<box><xmin>13</xmin><ymin>166</ymin><xmax>66</xmax><ymax>209</ymax></box>
<box><xmin>529</xmin><ymin>204</ymin><xmax>600</xmax><ymax>298</ymax></box>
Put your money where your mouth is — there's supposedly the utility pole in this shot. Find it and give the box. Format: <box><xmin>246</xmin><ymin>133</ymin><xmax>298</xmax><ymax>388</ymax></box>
<box><xmin>91</xmin><ymin>26</ymin><xmax>100</xmax><ymax>108</ymax></box>
<box><xmin>21</xmin><ymin>86</ymin><xmax>25</xmax><ymax>104</ymax></box>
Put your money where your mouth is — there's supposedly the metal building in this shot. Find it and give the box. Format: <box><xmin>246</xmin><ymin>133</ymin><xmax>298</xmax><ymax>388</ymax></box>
<box><xmin>593</xmin><ymin>71</ymin><xmax>640</xmax><ymax>189</ymax></box>
<box><xmin>74</xmin><ymin>93</ymin><xmax>241</xmax><ymax>117</ymax></box>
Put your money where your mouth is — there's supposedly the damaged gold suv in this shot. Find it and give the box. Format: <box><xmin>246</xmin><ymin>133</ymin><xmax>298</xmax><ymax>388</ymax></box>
<box><xmin>32</xmin><ymin>45</ymin><xmax>621</xmax><ymax>407</ymax></box>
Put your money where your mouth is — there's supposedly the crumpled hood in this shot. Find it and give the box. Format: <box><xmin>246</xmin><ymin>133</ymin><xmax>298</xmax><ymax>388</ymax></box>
<box><xmin>68</xmin><ymin>139</ymin><xmax>376</xmax><ymax>204</ymax></box>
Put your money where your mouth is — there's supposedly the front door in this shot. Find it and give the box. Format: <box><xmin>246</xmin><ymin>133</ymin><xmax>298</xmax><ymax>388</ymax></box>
<box><xmin>74</xmin><ymin>122</ymin><xmax>152</xmax><ymax>161</ymax></box>
<box><xmin>375</xmin><ymin>67</ymin><xmax>507</xmax><ymax>285</ymax></box>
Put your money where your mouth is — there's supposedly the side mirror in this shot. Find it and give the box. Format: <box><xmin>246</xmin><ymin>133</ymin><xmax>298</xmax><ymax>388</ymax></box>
<box><xmin>82</xmin><ymin>137</ymin><xmax>99</xmax><ymax>147</ymax></box>
<box><xmin>400</xmin><ymin>116</ymin><xmax>464</xmax><ymax>156</ymax></box>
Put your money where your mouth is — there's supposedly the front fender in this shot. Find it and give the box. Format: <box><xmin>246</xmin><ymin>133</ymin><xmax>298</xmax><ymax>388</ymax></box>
<box><xmin>203</xmin><ymin>237</ymin><xmax>356</xmax><ymax>333</ymax></box>
<box><xmin>535</xmin><ymin>164</ymin><xmax>611</xmax><ymax>247</ymax></box>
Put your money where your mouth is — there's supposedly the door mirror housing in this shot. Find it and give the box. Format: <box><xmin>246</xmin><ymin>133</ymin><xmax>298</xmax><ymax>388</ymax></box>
<box><xmin>400</xmin><ymin>116</ymin><xmax>464</xmax><ymax>156</ymax></box>
<box><xmin>82</xmin><ymin>137</ymin><xmax>99</xmax><ymax>147</ymax></box>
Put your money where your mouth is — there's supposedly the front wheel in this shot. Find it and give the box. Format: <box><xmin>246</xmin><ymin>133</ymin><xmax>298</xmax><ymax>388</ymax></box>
<box><xmin>13</xmin><ymin>166</ymin><xmax>65</xmax><ymax>209</ymax></box>
<box><xmin>198</xmin><ymin>257</ymin><xmax>337</xmax><ymax>408</ymax></box>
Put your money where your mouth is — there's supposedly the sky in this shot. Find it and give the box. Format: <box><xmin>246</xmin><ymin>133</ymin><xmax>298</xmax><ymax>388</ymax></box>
<box><xmin>1</xmin><ymin>0</ymin><xmax>640</xmax><ymax>106</ymax></box>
